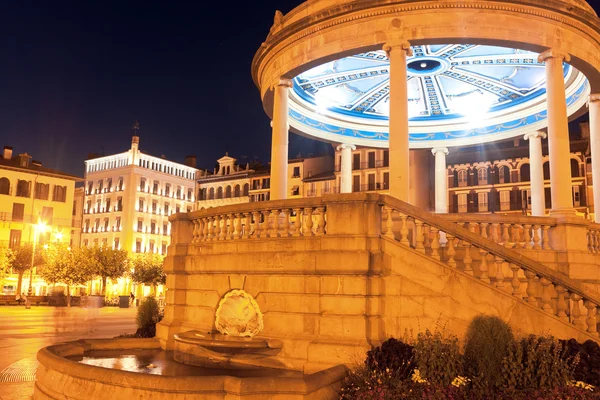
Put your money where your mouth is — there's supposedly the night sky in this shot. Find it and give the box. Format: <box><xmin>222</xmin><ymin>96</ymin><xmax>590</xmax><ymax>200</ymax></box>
<box><xmin>1</xmin><ymin>1</ymin><xmax>599</xmax><ymax>177</ymax></box>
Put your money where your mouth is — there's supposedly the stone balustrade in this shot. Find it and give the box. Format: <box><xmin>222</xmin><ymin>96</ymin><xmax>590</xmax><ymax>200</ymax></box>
<box><xmin>380</xmin><ymin>195</ymin><xmax>600</xmax><ymax>337</ymax></box>
<box><xmin>188</xmin><ymin>198</ymin><xmax>328</xmax><ymax>242</ymax></box>
<box><xmin>441</xmin><ymin>214</ymin><xmax>556</xmax><ymax>250</ymax></box>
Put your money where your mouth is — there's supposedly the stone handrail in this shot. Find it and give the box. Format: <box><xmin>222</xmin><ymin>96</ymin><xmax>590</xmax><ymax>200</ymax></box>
<box><xmin>188</xmin><ymin>197</ymin><xmax>328</xmax><ymax>242</ymax></box>
<box><xmin>441</xmin><ymin>214</ymin><xmax>556</xmax><ymax>250</ymax></box>
<box><xmin>379</xmin><ymin>194</ymin><xmax>600</xmax><ymax>337</ymax></box>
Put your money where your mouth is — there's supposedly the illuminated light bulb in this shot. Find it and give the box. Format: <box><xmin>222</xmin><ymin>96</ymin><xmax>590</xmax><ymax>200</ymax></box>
<box><xmin>420</xmin><ymin>62</ymin><xmax>427</xmax><ymax>68</ymax></box>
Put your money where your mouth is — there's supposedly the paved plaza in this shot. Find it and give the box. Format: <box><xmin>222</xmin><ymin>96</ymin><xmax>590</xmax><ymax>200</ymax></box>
<box><xmin>0</xmin><ymin>306</ymin><xmax>137</xmax><ymax>400</ymax></box>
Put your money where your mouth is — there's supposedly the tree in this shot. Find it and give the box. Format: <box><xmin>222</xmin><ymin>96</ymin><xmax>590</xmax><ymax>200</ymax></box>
<box><xmin>88</xmin><ymin>246</ymin><xmax>129</xmax><ymax>295</ymax></box>
<box><xmin>11</xmin><ymin>244</ymin><xmax>44</xmax><ymax>296</ymax></box>
<box><xmin>130</xmin><ymin>253</ymin><xmax>166</xmax><ymax>295</ymax></box>
<box><xmin>0</xmin><ymin>245</ymin><xmax>14</xmax><ymax>284</ymax></box>
<box><xmin>40</xmin><ymin>244</ymin><xmax>94</xmax><ymax>306</ymax></box>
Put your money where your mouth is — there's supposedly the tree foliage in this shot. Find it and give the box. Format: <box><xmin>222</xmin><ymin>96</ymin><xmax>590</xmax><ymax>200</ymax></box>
<box><xmin>41</xmin><ymin>244</ymin><xmax>93</xmax><ymax>287</ymax></box>
<box><xmin>0</xmin><ymin>245</ymin><xmax>14</xmax><ymax>280</ymax></box>
<box><xmin>86</xmin><ymin>246</ymin><xmax>129</xmax><ymax>294</ymax></box>
<box><xmin>10</xmin><ymin>244</ymin><xmax>44</xmax><ymax>274</ymax></box>
<box><xmin>130</xmin><ymin>253</ymin><xmax>166</xmax><ymax>286</ymax></box>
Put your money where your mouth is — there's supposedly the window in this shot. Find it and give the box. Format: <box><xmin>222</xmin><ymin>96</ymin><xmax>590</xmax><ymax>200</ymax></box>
<box><xmin>140</xmin><ymin>178</ymin><xmax>146</xmax><ymax>192</ymax></box>
<box><xmin>477</xmin><ymin>168</ymin><xmax>487</xmax><ymax>185</ymax></box>
<box><xmin>164</xmin><ymin>203</ymin><xmax>170</xmax><ymax>215</ymax></box>
<box><xmin>149</xmin><ymin>241</ymin><xmax>155</xmax><ymax>253</ymax></box>
<box><xmin>0</xmin><ymin>177</ymin><xmax>10</xmax><ymax>195</ymax></box>
<box><xmin>107</xmin><ymin>178</ymin><xmax>112</xmax><ymax>191</ymax></box>
<box><xmin>478</xmin><ymin>192</ymin><xmax>488</xmax><ymax>212</ymax></box>
<box><xmin>137</xmin><ymin>219</ymin><xmax>143</xmax><ymax>232</ymax></box>
<box><xmin>87</xmin><ymin>181</ymin><xmax>93</xmax><ymax>194</ymax></box>
<box><xmin>161</xmin><ymin>243</ymin><xmax>167</xmax><ymax>254</ymax></box>
<box><xmin>165</xmin><ymin>184</ymin><xmax>171</xmax><ymax>197</ymax></box>
<box><xmin>104</xmin><ymin>218</ymin><xmax>109</xmax><ymax>232</ymax></box>
<box><xmin>163</xmin><ymin>223</ymin><xmax>168</xmax><ymax>234</ymax></box>
<box><xmin>139</xmin><ymin>198</ymin><xmax>144</xmax><ymax>212</ymax></box>
<box><xmin>458</xmin><ymin>170</ymin><xmax>467</xmax><ymax>187</ymax></box>
<box><xmin>153</xmin><ymin>181</ymin><xmax>159</xmax><ymax>194</ymax></box>
<box><xmin>353</xmin><ymin>153</ymin><xmax>360</xmax><ymax>170</ymax></box>
<box><xmin>458</xmin><ymin>194</ymin><xmax>468</xmax><ymax>213</ymax></box>
<box><xmin>176</xmin><ymin>205</ymin><xmax>181</xmax><ymax>213</ymax></box>
<box><xmin>16</xmin><ymin>180</ymin><xmax>30</xmax><ymax>197</ymax></box>
<box><xmin>34</xmin><ymin>183</ymin><xmax>49</xmax><ymax>200</ymax></box>
<box><xmin>176</xmin><ymin>186</ymin><xmax>182</xmax><ymax>198</ymax></box>
<box><xmin>368</xmin><ymin>152</ymin><xmax>375</xmax><ymax>168</ymax></box>
<box><xmin>498</xmin><ymin>167</ymin><xmax>505</xmax><ymax>184</ymax></box>
<box><xmin>9</xmin><ymin>229</ymin><xmax>21</xmax><ymax>248</ymax></box>
<box><xmin>86</xmin><ymin>200</ymin><xmax>91</xmax><ymax>213</ymax></box>
<box><xmin>117</xmin><ymin>177</ymin><xmax>123</xmax><ymax>191</ymax></box>
<box><xmin>53</xmin><ymin>185</ymin><xmax>66</xmax><ymax>202</ymax></box>
<box><xmin>105</xmin><ymin>198</ymin><xmax>111</xmax><ymax>212</ymax></box>
<box><xmin>72</xmin><ymin>200</ymin><xmax>77</xmax><ymax>216</ymax></box>
<box><xmin>500</xmin><ymin>191</ymin><xmax>511</xmax><ymax>211</ymax></box>
<box><xmin>234</xmin><ymin>185</ymin><xmax>240</xmax><ymax>197</ymax></box>
<box><xmin>187</xmin><ymin>189</ymin><xmax>192</xmax><ymax>200</ymax></box>
<box><xmin>114</xmin><ymin>238</ymin><xmax>120</xmax><ymax>250</ymax></box>
<box><xmin>41</xmin><ymin>207</ymin><xmax>53</xmax><ymax>224</ymax></box>
<box><xmin>84</xmin><ymin>219</ymin><xmax>90</xmax><ymax>232</ymax></box>
<box><xmin>115</xmin><ymin>217</ymin><xmax>121</xmax><ymax>231</ymax></box>
<box><xmin>97</xmin><ymin>179</ymin><xmax>103</xmax><ymax>193</ymax></box>
<box><xmin>151</xmin><ymin>221</ymin><xmax>156</xmax><ymax>234</ymax></box>
<box><xmin>383</xmin><ymin>172</ymin><xmax>390</xmax><ymax>190</ymax></box>
<box><xmin>243</xmin><ymin>184</ymin><xmax>249</xmax><ymax>196</ymax></box>
<box><xmin>152</xmin><ymin>201</ymin><xmax>157</xmax><ymax>214</ymax></box>
<box><xmin>83</xmin><ymin>239</ymin><xmax>88</xmax><ymax>247</ymax></box>
<box><xmin>353</xmin><ymin>175</ymin><xmax>360</xmax><ymax>192</ymax></box>
<box><xmin>96</xmin><ymin>199</ymin><xmax>101</xmax><ymax>212</ymax></box>
<box><xmin>12</xmin><ymin>203</ymin><xmax>24</xmax><ymax>222</ymax></box>
<box><xmin>136</xmin><ymin>239</ymin><xmax>142</xmax><ymax>253</ymax></box>
<box><xmin>383</xmin><ymin>150</ymin><xmax>389</xmax><ymax>167</ymax></box>
<box><xmin>292</xmin><ymin>166</ymin><xmax>300</xmax><ymax>178</ymax></box>
<box><xmin>225</xmin><ymin>186</ymin><xmax>231</xmax><ymax>198</ymax></box>
<box><xmin>116</xmin><ymin>197</ymin><xmax>123</xmax><ymax>211</ymax></box>
<box><xmin>94</xmin><ymin>219</ymin><xmax>100</xmax><ymax>232</ymax></box>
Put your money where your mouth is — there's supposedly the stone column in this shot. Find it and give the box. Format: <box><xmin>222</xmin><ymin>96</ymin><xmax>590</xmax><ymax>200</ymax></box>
<box><xmin>538</xmin><ymin>49</ymin><xmax>574</xmax><ymax>215</ymax></box>
<box><xmin>384</xmin><ymin>39</ymin><xmax>413</xmax><ymax>202</ymax></box>
<box><xmin>270</xmin><ymin>79</ymin><xmax>293</xmax><ymax>200</ymax></box>
<box><xmin>432</xmin><ymin>148</ymin><xmax>449</xmax><ymax>213</ymax></box>
<box><xmin>589</xmin><ymin>94</ymin><xmax>600</xmax><ymax>222</ymax></box>
<box><xmin>524</xmin><ymin>131</ymin><xmax>547</xmax><ymax>216</ymax></box>
<box><xmin>337</xmin><ymin>143</ymin><xmax>356</xmax><ymax>193</ymax></box>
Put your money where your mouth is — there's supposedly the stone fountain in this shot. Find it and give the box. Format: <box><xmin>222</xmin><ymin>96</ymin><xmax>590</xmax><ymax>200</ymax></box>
<box><xmin>33</xmin><ymin>289</ymin><xmax>346</xmax><ymax>400</ymax></box>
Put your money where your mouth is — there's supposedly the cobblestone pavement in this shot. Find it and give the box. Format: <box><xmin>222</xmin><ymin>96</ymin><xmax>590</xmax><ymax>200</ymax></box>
<box><xmin>0</xmin><ymin>306</ymin><xmax>137</xmax><ymax>400</ymax></box>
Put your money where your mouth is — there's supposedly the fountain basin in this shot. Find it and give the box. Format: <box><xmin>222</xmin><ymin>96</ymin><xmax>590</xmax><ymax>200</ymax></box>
<box><xmin>33</xmin><ymin>338</ymin><xmax>347</xmax><ymax>400</ymax></box>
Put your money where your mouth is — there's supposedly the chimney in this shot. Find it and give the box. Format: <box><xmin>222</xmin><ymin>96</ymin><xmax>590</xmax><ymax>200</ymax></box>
<box><xmin>184</xmin><ymin>155</ymin><xmax>197</xmax><ymax>168</ymax></box>
<box><xmin>18</xmin><ymin>153</ymin><xmax>32</xmax><ymax>167</ymax></box>
<box><xmin>3</xmin><ymin>146</ymin><xmax>13</xmax><ymax>160</ymax></box>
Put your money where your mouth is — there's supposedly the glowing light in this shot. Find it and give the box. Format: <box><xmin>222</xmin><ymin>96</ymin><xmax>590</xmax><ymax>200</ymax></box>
<box><xmin>420</xmin><ymin>62</ymin><xmax>427</xmax><ymax>68</ymax></box>
<box><xmin>449</xmin><ymin>90</ymin><xmax>494</xmax><ymax>125</ymax></box>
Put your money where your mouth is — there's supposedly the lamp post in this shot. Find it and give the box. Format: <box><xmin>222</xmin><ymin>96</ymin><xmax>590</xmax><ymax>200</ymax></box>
<box><xmin>28</xmin><ymin>220</ymin><xmax>47</xmax><ymax>297</ymax></box>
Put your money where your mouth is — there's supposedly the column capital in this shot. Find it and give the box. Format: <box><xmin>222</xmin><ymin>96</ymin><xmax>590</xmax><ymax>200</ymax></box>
<box><xmin>588</xmin><ymin>94</ymin><xmax>600</xmax><ymax>104</ymax></box>
<box><xmin>336</xmin><ymin>143</ymin><xmax>356</xmax><ymax>152</ymax></box>
<box><xmin>538</xmin><ymin>48</ymin><xmax>571</xmax><ymax>63</ymax></box>
<box><xmin>383</xmin><ymin>39</ymin><xmax>413</xmax><ymax>58</ymax></box>
<box><xmin>272</xmin><ymin>78</ymin><xmax>293</xmax><ymax>91</ymax></box>
<box><xmin>431</xmin><ymin>147</ymin><xmax>449</xmax><ymax>156</ymax></box>
<box><xmin>524</xmin><ymin>131</ymin><xmax>547</xmax><ymax>140</ymax></box>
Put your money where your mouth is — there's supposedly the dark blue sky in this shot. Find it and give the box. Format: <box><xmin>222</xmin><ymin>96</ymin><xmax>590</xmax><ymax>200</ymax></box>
<box><xmin>0</xmin><ymin>1</ymin><xmax>598</xmax><ymax>176</ymax></box>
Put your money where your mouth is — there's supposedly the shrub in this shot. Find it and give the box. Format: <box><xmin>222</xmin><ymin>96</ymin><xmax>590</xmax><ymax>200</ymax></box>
<box><xmin>135</xmin><ymin>296</ymin><xmax>160</xmax><ymax>337</ymax></box>
<box><xmin>463</xmin><ymin>315</ymin><xmax>514</xmax><ymax>389</ymax></box>
<box><xmin>502</xmin><ymin>335</ymin><xmax>578</xmax><ymax>392</ymax></box>
<box><xmin>413</xmin><ymin>329</ymin><xmax>462</xmax><ymax>386</ymax></box>
<box><xmin>561</xmin><ymin>339</ymin><xmax>600</xmax><ymax>386</ymax></box>
<box><xmin>365</xmin><ymin>338</ymin><xmax>415</xmax><ymax>380</ymax></box>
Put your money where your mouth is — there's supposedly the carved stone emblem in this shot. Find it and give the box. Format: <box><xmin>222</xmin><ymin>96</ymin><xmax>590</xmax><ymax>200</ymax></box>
<box><xmin>215</xmin><ymin>290</ymin><xmax>263</xmax><ymax>337</ymax></box>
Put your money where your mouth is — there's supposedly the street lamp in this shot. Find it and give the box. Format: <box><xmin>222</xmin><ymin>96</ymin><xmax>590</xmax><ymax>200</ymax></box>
<box><xmin>28</xmin><ymin>220</ymin><xmax>47</xmax><ymax>297</ymax></box>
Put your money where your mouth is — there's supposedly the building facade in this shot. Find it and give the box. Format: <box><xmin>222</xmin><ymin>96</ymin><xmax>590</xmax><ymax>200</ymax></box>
<box><xmin>81</xmin><ymin>135</ymin><xmax>198</xmax><ymax>256</ymax></box>
<box><xmin>0</xmin><ymin>146</ymin><xmax>80</xmax><ymax>295</ymax></box>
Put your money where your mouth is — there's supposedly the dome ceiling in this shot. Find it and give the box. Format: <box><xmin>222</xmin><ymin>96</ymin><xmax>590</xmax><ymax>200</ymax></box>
<box><xmin>289</xmin><ymin>44</ymin><xmax>589</xmax><ymax>148</ymax></box>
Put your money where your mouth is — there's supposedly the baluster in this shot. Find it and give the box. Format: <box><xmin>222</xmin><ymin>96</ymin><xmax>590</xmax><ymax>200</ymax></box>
<box><xmin>261</xmin><ymin>210</ymin><xmax>270</xmax><ymax>237</ymax></box>
<box><xmin>524</xmin><ymin>271</ymin><xmax>538</xmax><ymax>307</ymax></box>
<box><xmin>207</xmin><ymin>216</ymin><xmax>214</xmax><ymax>241</ymax></box>
<box><xmin>213</xmin><ymin>215</ymin><xmax>221</xmax><ymax>240</ymax></box>
<box><xmin>233</xmin><ymin>213</ymin><xmax>242</xmax><ymax>239</ymax></box>
<box><xmin>415</xmin><ymin>220</ymin><xmax>425</xmax><ymax>252</ymax></box>
<box><xmin>480</xmin><ymin>222</ymin><xmax>488</xmax><ymax>240</ymax></box>
<box><xmin>478</xmin><ymin>249</ymin><xmax>490</xmax><ymax>283</ymax></box>
<box><xmin>252</xmin><ymin>211</ymin><xmax>260</xmax><ymax>238</ymax></box>
<box><xmin>593</xmin><ymin>231</ymin><xmax>599</xmax><ymax>253</ymax></box>
<box><xmin>446</xmin><ymin>234</ymin><xmax>456</xmax><ymax>268</ymax></box>
<box><xmin>271</xmin><ymin>209</ymin><xmax>280</xmax><ymax>238</ymax></box>
<box><xmin>399</xmin><ymin>214</ymin><xmax>409</xmax><ymax>245</ymax></box>
<box><xmin>468</xmin><ymin>222</ymin><xmax>477</xmax><ymax>234</ymax></box>
<box><xmin>542</xmin><ymin>225</ymin><xmax>551</xmax><ymax>250</ymax></box>
<box><xmin>491</xmin><ymin>223</ymin><xmax>500</xmax><ymax>245</ymax></box>
<box><xmin>423</xmin><ymin>225</ymin><xmax>431</xmax><ymax>251</ymax></box>
<box><xmin>509</xmin><ymin>225</ymin><xmax>518</xmax><ymax>248</ymax></box>
<box><xmin>509</xmin><ymin>264</ymin><xmax>522</xmax><ymax>299</ymax></box>
<box><xmin>227</xmin><ymin>214</ymin><xmax>235</xmax><ymax>240</ymax></box>
<box><xmin>463</xmin><ymin>243</ymin><xmax>473</xmax><ymax>275</ymax></box>
<box><xmin>303</xmin><ymin>207</ymin><xmax>314</xmax><ymax>236</ymax></box>
<box><xmin>570</xmin><ymin>294</ymin><xmax>586</xmax><ymax>330</ymax></box>
<box><xmin>430</xmin><ymin>227</ymin><xmax>441</xmax><ymax>260</ymax></box>
<box><xmin>589</xmin><ymin>231</ymin><xmax>596</xmax><ymax>253</ymax></box>
<box><xmin>192</xmin><ymin>219</ymin><xmax>199</xmax><ymax>242</ymax></box>
<box><xmin>539</xmin><ymin>278</ymin><xmax>553</xmax><ymax>314</ymax></box>
<box><xmin>315</xmin><ymin>206</ymin><xmax>325</xmax><ymax>236</ymax></box>
<box><xmin>281</xmin><ymin>209</ymin><xmax>291</xmax><ymax>238</ymax></box>
<box><xmin>502</xmin><ymin>223</ymin><xmax>511</xmax><ymax>248</ymax></box>
<box><xmin>291</xmin><ymin>208</ymin><xmax>301</xmax><ymax>237</ymax></box>
<box><xmin>524</xmin><ymin>224</ymin><xmax>533</xmax><ymax>249</ymax></box>
<box><xmin>494</xmin><ymin>257</ymin><xmax>504</xmax><ymax>289</ymax></box>
<box><xmin>555</xmin><ymin>286</ymin><xmax>568</xmax><ymax>321</ymax></box>
<box><xmin>243</xmin><ymin>213</ymin><xmax>251</xmax><ymax>239</ymax></box>
<box><xmin>532</xmin><ymin>224</ymin><xmax>542</xmax><ymax>249</ymax></box>
<box><xmin>514</xmin><ymin>224</ymin><xmax>523</xmax><ymax>248</ymax></box>
<box><xmin>584</xmin><ymin>300</ymin><xmax>599</xmax><ymax>336</ymax></box>
<box><xmin>383</xmin><ymin>207</ymin><xmax>395</xmax><ymax>239</ymax></box>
